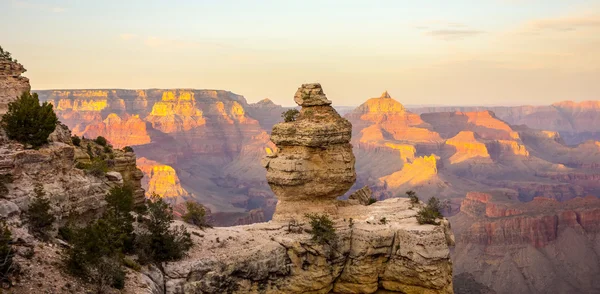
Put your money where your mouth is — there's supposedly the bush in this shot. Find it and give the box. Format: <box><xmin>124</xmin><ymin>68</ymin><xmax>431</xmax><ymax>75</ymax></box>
<box><xmin>26</xmin><ymin>184</ymin><xmax>55</xmax><ymax>240</ymax></box>
<box><xmin>416</xmin><ymin>197</ymin><xmax>443</xmax><ymax>225</ymax></box>
<box><xmin>71</xmin><ymin>135</ymin><xmax>81</xmax><ymax>146</ymax></box>
<box><xmin>304</xmin><ymin>213</ymin><xmax>337</xmax><ymax>246</ymax></box>
<box><xmin>182</xmin><ymin>201</ymin><xmax>210</xmax><ymax>228</ymax></box>
<box><xmin>122</xmin><ymin>257</ymin><xmax>141</xmax><ymax>271</ymax></box>
<box><xmin>122</xmin><ymin>146</ymin><xmax>134</xmax><ymax>153</ymax></box>
<box><xmin>0</xmin><ymin>221</ymin><xmax>14</xmax><ymax>283</ymax></box>
<box><xmin>1</xmin><ymin>92</ymin><xmax>58</xmax><ymax>148</ymax></box>
<box><xmin>136</xmin><ymin>194</ymin><xmax>193</xmax><ymax>264</ymax></box>
<box><xmin>0</xmin><ymin>174</ymin><xmax>13</xmax><ymax>195</ymax></box>
<box><xmin>281</xmin><ymin>109</ymin><xmax>299</xmax><ymax>122</ymax></box>
<box><xmin>368</xmin><ymin>197</ymin><xmax>377</xmax><ymax>205</ymax></box>
<box><xmin>94</xmin><ymin>136</ymin><xmax>108</xmax><ymax>146</ymax></box>
<box><xmin>406</xmin><ymin>190</ymin><xmax>419</xmax><ymax>204</ymax></box>
<box><xmin>0</xmin><ymin>46</ymin><xmax>15</xmax><ymax>62</ymax></box>
<box><xmin>86</xmin><ymin>158</ymin><xmax>108</xmax><ymax>177</ymax></box>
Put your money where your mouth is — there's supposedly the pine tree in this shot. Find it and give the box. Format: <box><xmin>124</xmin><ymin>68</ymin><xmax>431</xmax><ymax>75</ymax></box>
<box><xmin>1</xmin><ymin>92</ymin><xmax>58</xmax><ymax>148</ymax></box>
<box><xmin>27</xmin><ymin>184</ymin><xmax>55</xmax><ymax>240</ymax></box>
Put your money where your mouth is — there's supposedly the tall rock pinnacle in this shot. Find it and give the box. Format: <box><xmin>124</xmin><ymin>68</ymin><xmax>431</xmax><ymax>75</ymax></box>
<box><xmin>263</xmin><ymin>83</ymin><xmax>356</xmax><ymax>220</ymax></box>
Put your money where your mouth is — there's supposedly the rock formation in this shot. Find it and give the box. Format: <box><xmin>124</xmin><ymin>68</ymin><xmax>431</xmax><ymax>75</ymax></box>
<box><xmin>263</xmin><ymin>83</ymin><xmax>356</xmax><ymax>221</ymax></box>
<box><xmin>0</xmin><ymin>58</ymin><xmax>30</xmax><ymax>114</ymax></box>
<box><xmin>137</xmin><ymin>157</ymin><xmax>189</xmax><ymax>198</ymax></box>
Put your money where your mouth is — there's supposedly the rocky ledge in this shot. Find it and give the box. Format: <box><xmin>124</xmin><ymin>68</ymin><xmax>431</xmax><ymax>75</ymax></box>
<box><xmin>136</xmin><ymin>198</ymin><xmax>454</xmax><ymax>294</ymax></box>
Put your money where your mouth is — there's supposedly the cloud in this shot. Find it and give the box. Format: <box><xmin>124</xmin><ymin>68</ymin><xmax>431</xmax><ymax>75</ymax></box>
<box><xmin>12</xmin><ymin>0</ymin><xmax>66</xmax><ymax>13</ymax></box>
<box><xmin>523</xmin><ymin>15</ymin><xmax>600</xmax><ymax>33</ymax></box>
<box><xmin>424</xmin><ymin>29</ymin><xmax>485</xmax><ymax>40</ymax></box>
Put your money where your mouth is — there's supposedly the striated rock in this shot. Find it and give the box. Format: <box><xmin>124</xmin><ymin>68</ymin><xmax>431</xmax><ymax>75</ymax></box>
<box><xmin>136</xmin><ymin>157</ymin><xmax>189</xmax><ymax>198</ymax></box>
<box><xmin>0</xmin><ymin>58</ymin><xmax>30</xmax><ymax>114</ymax></box>
<box><xmin>264</xmin><ymin>83</ymin><xmax>356</xmax><ymax>220</ymax></box>
<box><xmin>145</xmin><ymin>90</ymin><xmax>206</xmax><ymax>133</ymax></box>
<box><xmin>348</xmin><ymin>186</ymin><xmax>373</xmax><ymax>205</ymax></box>
<box><xmin>139</xmin><ymin>198</ymin><xmax>453</xmax><ymax>294</ymax></box>
<box><xmin>445</xmin><ymin>131</ymin><xmax>491</xmax><ymax>164</ymax></box>
<box><xmin>106</xmin><ymin>171</ymin><xmax>123</xmax><ymax>183</ymax></box>
<box><xmin>82</xmin><ymin>113</ymin><xmax>151</xmax><ymax>148</ymax></box>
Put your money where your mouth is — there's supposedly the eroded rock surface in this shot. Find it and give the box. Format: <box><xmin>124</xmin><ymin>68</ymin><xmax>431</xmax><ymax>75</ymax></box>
<box><xmin>138</xmin><ymin>198</ymin><xmax>453</xmax><ymax>294</ymax></box>
<box><xmin>264</xmin><ymin>83</ymin><xmax>356</xmax><ymax>221</ymax></box>
<box><xmin>0</xmin><ymin>59</ymin><xmax>30</xmax><ymax>114</ymax></box>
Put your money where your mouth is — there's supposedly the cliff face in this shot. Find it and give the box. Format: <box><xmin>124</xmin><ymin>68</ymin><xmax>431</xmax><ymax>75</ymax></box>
<box><xmin>412</xmin><ymin>102</ymin><xmax>600</xmax><ymax>145</ymax></box>
<box><xmin>131</xmin><ymin>84</ymin><xmax>454</xmax><ymax>294</ymax></box>
<box><xmin>0</xmin><ymin>59</ymin><xmax>30</xmax><ymax>114</ymax></box>
<box><xmin>451</xmin><ymin>192</ymin><xmax>600</xmax><ymax>294</ymax></box>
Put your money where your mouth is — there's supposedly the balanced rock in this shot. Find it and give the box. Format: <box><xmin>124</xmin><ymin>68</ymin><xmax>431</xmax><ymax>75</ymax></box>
<box><xmin>264</xmin><ymin>83</ymin><xmax>356</xmax><ymax>220</ymax></box>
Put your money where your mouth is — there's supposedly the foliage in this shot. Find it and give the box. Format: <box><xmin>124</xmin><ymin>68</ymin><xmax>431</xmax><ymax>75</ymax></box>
<box><xmin>94</xmin><ymin>136</ymin><xmax>108</xmax><ymax>146</ymax></box>
<box><xmin>71</xmin><ymin>135</ymin><xmax>81</xmax><ymax>146</ymax></box>
<box><xmin>416</xmin><ymin>197</ymin><xmax>443</xmax><ymax>225</ymax></box>
<box><xmin>379</xmin><ymin>217</ymin><xmax>387</xmax><ymax>224</ymax></box>
<box><xmin>122</xmin><ymin>146</ymin><xmax>134</xmax><ymax>153</ymax></box>
<box><xmin>86</xmin><ymin>158</ymin><xmax>108</xmax><ymax>177</ymax></box>
<box><xmin>0</xmin><ymin>221</ymin><xmax>14</xmax><ymax>284</ymax></box>
<box><xmin>182</xmin><ymin>201</ymin><xmax>210</xmax><ymax>228</ymax></box>
<box><xmin>304</xmin><ymin>213</ymin><xmax>337</xmax><ymax>246</ymax></box>
<box><xmin>0</xmin><ymin>46</ymin><xmax>15</xmax><ymax>62</ymax></box>
<box><xmin>281</xmin><ymin>109</ymin><xmax>300</xmax><ymax>122</ymax></box>
<box><xmin>136</xmin><ymin>194</ymin><xmax>193</xmax><ymax>264</ymax></box>
<box><xmin>0</xmin><ymin>174</ymin><xmax>13</xmax><ymax>196</ymax></box>
<box><xmin>122</xmin><ymin>257</ymin><xmax>141</xmax><ymax>271</ymax></box>
<box><xmin>1</xmin><ymin>92</ymin><xmax>58</xmax><ymax>148</ymax></box>
<box><xmin>367</xmin><ymin>197</ymin><xmax>377</xmax><ymax>205</ymax></box>
<box><xmin>26</xmin><ymin>184</ymin><xmax>55</xmax><ymax>240</ymax></box>
<box><xmin>406</xmin><ymin>190</ymin><xmax>419</xmax><ymax>205</ymax></box>
<box><xmin>103</xmin><ymin>145</ymin><xmax>112</xmax><ymax>153</ymax></box>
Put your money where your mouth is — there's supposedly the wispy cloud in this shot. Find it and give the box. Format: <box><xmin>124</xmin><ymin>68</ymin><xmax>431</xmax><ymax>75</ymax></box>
<box><xmin>12</xmin><ymin>0</ymin><xmax>66</xmax><ymax>13</ymax></box>
<box><xmin>425</xmin><ymin>29</ymin><xmax>485</xmax><ymax>40</ymax></box>
<box><xmin>523</xmin><ymin>15</ymin><xmax>600</xmax><ymax>33</ymax></box>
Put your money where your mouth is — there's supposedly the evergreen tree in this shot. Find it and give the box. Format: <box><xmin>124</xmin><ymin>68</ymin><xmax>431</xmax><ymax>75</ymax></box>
<box><xmin>26</xmin><ymin>184</ymin><xmax>55</xmax><ymax>240</ymax></box>
<box><xmin>182</xmin><ymin>201</ymin><xmax>210</xmax><ymax>228</ymax></box>
<box><xmin>1</xmin><ymin>92</ymin><xmax>58</xmax><ymax>148</ymax></box>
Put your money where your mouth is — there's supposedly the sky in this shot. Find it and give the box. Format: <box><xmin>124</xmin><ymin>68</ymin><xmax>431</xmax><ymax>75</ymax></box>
<box><xmin>1</xmin><ymin>0</ymin><xmax>599</xmax><ymax>106</ymax></box>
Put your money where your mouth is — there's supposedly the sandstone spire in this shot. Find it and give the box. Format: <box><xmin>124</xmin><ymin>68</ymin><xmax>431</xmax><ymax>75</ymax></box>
<box><xmin>381</xmin><ymin>90</ymin><xmax>391</xmax><ymax>98</ymax></box>
<box><xmin>263</xmin><ymin>83</ymin><xmax>356</xmax><ymax>220</ymax></box>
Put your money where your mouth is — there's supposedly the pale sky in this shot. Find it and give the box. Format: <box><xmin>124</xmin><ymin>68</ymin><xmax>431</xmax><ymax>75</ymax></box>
<box><xmin>1</xmin><ymin>0</ymin><xmax>599</xmax><ymax>106</ymax></box>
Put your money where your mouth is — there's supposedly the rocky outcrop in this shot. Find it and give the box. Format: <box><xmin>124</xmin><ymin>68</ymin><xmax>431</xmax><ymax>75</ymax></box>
<box><xmin>0</xmin><ymin>59</ymin><xmax>30</xmax><ymax>114</ymax></box>
<box><xmin>136</xmin><ymin>157</ymin><xmax>189</xmax><ymax>198</ymax></box>
<box><xmin>451</xmin><ymin>192</ymin><xmax>600</xmax><ymax>294</ymax></box>
<box><xmin>139</xmin><ymin>198</ymin><xmax>454</xmax><ymax>294</ymax></box>
<box><xmin>263</xmin><ymin>83</ymin><xmax>356</xmax><ymax>221</ymax></box>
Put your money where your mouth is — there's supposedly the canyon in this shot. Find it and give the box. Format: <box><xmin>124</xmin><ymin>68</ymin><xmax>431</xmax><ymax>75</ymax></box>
<box><xmin>33</xmin><ymin>81</ymin><xmax>600</xmax><ymax>294</ymax></box>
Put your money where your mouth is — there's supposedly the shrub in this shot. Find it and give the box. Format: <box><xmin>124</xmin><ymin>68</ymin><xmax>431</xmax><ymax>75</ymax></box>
<box><xmin>406</xmin><ymin>190</ymin><xmax>419</xmax><ymax>204</ymax></box>
<box><xmin>103</xmin><ymin>145</ymin><xmax>112</xmax><ymax>153</ymax></box>
<box><xmin>136</xmin><ymin>194</ymin><xmax>193</xmax><ymax>264</ymax></box>
<box><xmin>281</xmin><ymin>109</ymin><xmax>299</xmax><ymax>122</ymax></box>
<box><xmin>182</xmin><ymin>201</ymin><xmax>210</xmax><ymax>228</ymax></box>
<box><xmin>122</xmin><ymin>257</ymin><xmax>141</xmax><ymax>271</ymax></box>
<box><xmin>0</xmin><ymin>174</ymin><xmax>13</xmax><ymax>195</ymax></box>
<box><xmin>86</xmin><ymin>158</ymin><xmax>108</xmax><ymax>177</ymax></box>
<box><xmin>368</xmin><ymin>197</ymin><xmax>377</xmax><ymax>205</ymax></box>
<box><xmin>379</xmin><ymin>217</ymin><xmax>387</xmax><ymax>224</ymax></box>
<box><xmin>94</xmin><ymin>136</ymin><xmax>108</xmax><ymax>146</ymax></box>
<box><xmin>416</xmin><ymin>197</ymin><xmax>443</xmax><ymax>225</ymax></box>
<box><xmin>122</xmin><ymin>146</ymin><xmax>134</xmax><ymax>153</ymax></box>
<box><xmin>304</xmin><ymin>213</ymin><xmax>337</xmax><ymax>246</ymax></box>
<box><xmin>0</xmin><ymin>46</ymin><xmax>15</xmax><ymax>62</ymax></box>
<box><xmin>1</xmin><ymin>92</ymin><xmax>58</xmax><ymax>148</ymax></box>
<box><xmin>26</xmin><ymin>184</ymin><xmax>55</xmax><ymax>240</ymax></box>
<box><xmin>71</xmin><ymin>135</ymin><xmax>81</xmax><ymax>146</ymax></box>
<box><xmin>0</xmin><ymin>221</ymin><xmax>14</xmax><ymax>283</ymax></box>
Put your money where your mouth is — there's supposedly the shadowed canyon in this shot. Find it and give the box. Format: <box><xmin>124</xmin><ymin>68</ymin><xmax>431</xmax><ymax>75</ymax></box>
<box><xmin>35</xmin><ymin>88</ymin><xmax>600</xmax><ymax>293</ymax></box>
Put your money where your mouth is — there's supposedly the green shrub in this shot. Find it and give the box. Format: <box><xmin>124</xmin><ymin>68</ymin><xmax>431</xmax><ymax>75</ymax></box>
<box><xmin>0</xmin><ymin>221</ymin><xmax>14</xmax><ymax>283</ymax></box>
<box><xmin>416</xmin><ymin>197</ymin><xmax>443</xmax><ymax>225</ymax></box>
<box><xmin>407</xmin><ymin>190</ymin><xmax>419</xmax><ymax>205</ymax></box>
<box><xmin>71</xmin><ymin>135</ymin><xmax>81</xmax><ymax>146</ymax></box>
<box><xmin>86</xmin><ymin>158</ymin><xmax>108</xmax><ymax>177</ymax></box>
<box><xmin>1</xmin><ymin>92</ymin><xmax>58</xmax><ymax>148</ymax></box>
<box><xmin>182</xmin><ymin>201</ymin><xmax>210</xmax><ymax>228</ymax></box>
<box><xmin>122</xmin><ymin>257</ymin><xmax>141</xmax><ymax>271</ymax></box>
<box><xmin>379</xmin><ymin>217</ymin><xmax>387</xmax><ymax>224</ymax></box>
<box><xmin>368</xmin><ymin>197</ymin><xmax>377</xmax><ymax>205</ymax></box>
<box><xmin>304</xmin><ymin>213</ymin><xmax>337</xmax><ymax>246</ymax></box>
<box><xmin>94</xmin><ymin>136</ymin><xmax>108</xmax><ymax>146</ymax></box>
<box><xmin>281</xmin><ymin>109</ymin><xmax>299</xmax><ymax>122</ymax></box>
<box><xmin>103</xmin><ymin>145</ymin><xmax>112</xmax><ymax>153</ymax></box>
<box><xmin>136</xmin><ymin>194</ymin><xmax>193</xmax><ymax>264</ymax></box>
<box><xmin>122</xmin><ymin>146</ymin><xmax>134</xmax><ymax>153</ymax></box>
<box><xmin>26</xmin><ymin>184</ymin><xmax>55</xmax><ymax>240</ymax></box>
<box><xmin>0</xmin><ymin>46</ymin><xmax>15</xmax><ymax>62</ymax></box>
<box><xmin>0</xmin><ymin>174</ymin><xmax>13</xmax><ymax>195</ymax></box>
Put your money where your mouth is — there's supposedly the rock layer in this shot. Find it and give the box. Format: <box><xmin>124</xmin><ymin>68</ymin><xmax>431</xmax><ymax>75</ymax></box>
<box><xmin>263</xmin><ymin>83</ymin><xmax>356</xmax><ymax>220</ymax></box>
<box><xmin>0</xmin><ymin>59</ymin><xmax>30</xmax><ymax>114</ymax></box>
